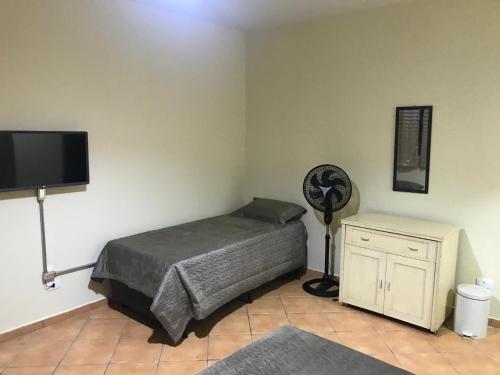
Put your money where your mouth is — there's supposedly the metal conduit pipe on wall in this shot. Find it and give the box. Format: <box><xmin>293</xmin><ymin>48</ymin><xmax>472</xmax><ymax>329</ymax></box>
<box><xmin>37</xmin><ymin>188</ymin><xmax>96</xmax><ymax>284</ymax></box>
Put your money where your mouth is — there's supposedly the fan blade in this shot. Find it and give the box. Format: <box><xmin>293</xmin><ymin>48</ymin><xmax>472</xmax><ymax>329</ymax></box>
<box><xmin>325</xmin><ymin>187</ymin><xmax>343</xmax><ymax>204</ymax></box>
<box><xmin>331</xmin><ymin>178</ymin><xmax>347</xmax><ymax>188</ymax></box>
<box><xmin>308</xmin><ymin>189</ymin><xmax>324</xmax><ymax>199</ymax></box>
<box><xmin>320</xmin><ymin>177</ymin><xmax>347</xmax><ymax>188</ymax></box>
<box><xmin>310</xmin><ymin>174</ymin><xmax>320</xmax><ymax>188</ymax></box>
<box><xmin>331</xmin><ymin>188</ymin><xmax>343</xmax><ymax>203</ymax></box>
<box><xmin>320</xmin><ymin>169</ymin><xmax>334</xmax><ymax>185</ymax></box>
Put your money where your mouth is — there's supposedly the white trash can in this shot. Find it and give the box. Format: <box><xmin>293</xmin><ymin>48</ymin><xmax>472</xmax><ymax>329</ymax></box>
<box><xmin>454</xmin><ymin>283</ymin><xmax>492</xmax><ymax>339</ymax></box>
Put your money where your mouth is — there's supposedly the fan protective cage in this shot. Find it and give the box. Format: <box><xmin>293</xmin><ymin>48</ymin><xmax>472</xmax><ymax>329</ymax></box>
<box><xmin>303</xmin><ymin>164</ymin><xmax>352</xmax><ymax>212</ymax></box>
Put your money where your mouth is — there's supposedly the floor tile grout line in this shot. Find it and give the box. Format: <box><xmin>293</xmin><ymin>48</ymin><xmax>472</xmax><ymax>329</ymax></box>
<box><xmin>206</xmin><ymin>328</ymin><xmax>211</xmax><ymax>363</ymax></box>
<box><xmin>371</xmin><ymin>327</ymin><xmax>394</xmax><ymax>357</ymax></box>
<box><xmin>50</xmin><ymin>334</ymin><xmax>80</xmax><ymax>374</ymax></box>
<box><xmin>60</xmin><ymin>307</ymin><xmax>126</xmax><ymax>371</ymax></box>
<box><xmin>279</xmin><ymin>295</ymin><xmax>290</xmax><ymax>325</ymax></box>
<box><xmin>103</xmin><ymin>361</ymin><xmax>111</xmax><ymax>375</ymax></box>
<box><xmin>153</xmin><ymin>358</ymin><xmax>160</xmax><ymax>375</ymax></box>
<box><xmin>320</xmin><ymin>308</ymin><xmax>334</xmax><ymax>332</ymax></box>
<box><xmin>103</xmin><ymin>326</ymin><xmax>123</xmax><ymax>371</ymax></box>
<box><xmin>247</xmin><ymin>302</ymin><xmax>254</xmax><ymax>337</ymax></box>
<box><xmin>5</xmin><ymin>339</ymin><xmax>74</xmax><ymax>370</ymax></box>
<box><xmin>72</xmin><ymin>313</ymin><xmax>92</xmax><ymax>342</ymax></box>
<box><xmin>3</xmin><ymin>312</ymin><xmax>91</xmax><ymax>371</ymax></box>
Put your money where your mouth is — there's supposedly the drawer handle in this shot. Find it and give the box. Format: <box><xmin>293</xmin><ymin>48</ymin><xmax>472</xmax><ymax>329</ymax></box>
<box><xmin>408</xmin><ymin>247</ymin><xmax>419</xmax><ymax>251</ymax></box>
<box><xmin>360</xmin><ymin>237</ymin><xmax>370</xmax><ymax>242</ymax></box>
<box><xmin>379</xmin><ymin>280</ymin><xmax>383</xmax><ymax>289</ymax></box>
<box><xmin>387</xmin><ymin>282</ymin><xmax>391</xmax><ymax>291</ymax></box>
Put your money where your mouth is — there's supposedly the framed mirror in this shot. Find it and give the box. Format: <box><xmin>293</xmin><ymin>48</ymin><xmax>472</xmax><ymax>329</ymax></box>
<box><xmin>393</xmin><ymin>106</ymin><xmax>433</xmax><ymax>194</ymax></box>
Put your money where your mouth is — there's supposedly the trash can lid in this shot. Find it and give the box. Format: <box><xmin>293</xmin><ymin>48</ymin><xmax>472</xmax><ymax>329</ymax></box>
<box><xmin>457</xmin><ymin>284</ymin><xmax>492</xmax><ymax>301</ymax></box>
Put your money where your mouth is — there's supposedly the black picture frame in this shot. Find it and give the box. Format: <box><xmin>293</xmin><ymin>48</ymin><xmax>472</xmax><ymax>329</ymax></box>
<box><xmin>393</xmin><ymin>106</ymin><xmax>433</xmax><ymax>194</ymax></box>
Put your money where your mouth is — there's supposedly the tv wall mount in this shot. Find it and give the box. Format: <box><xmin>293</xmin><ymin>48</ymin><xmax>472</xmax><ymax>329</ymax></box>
<box><xmin>37</xmin><ymin>188</ymin><xmax>96</xmax><ymax>286</ymax></box>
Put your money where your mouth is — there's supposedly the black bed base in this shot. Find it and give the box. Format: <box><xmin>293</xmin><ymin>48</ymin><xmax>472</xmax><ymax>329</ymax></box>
<box><xmin>109</xmin><ymin>267</ymin><xmax>304</xmax><ymax>337</ymax></box>
<box><xmin>109</xmin><ymin>280</ymin><xmax>156</xmax><ymax>321</ymax></box>
<box><xmin>109</xmin><ymin>280</ymin><xmax>257</xmax><ymax>322</ymax></box>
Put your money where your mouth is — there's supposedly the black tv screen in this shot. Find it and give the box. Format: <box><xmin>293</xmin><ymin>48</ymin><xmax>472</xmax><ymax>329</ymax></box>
<box><xmin>0</xmin><ymin>131</ymin><xmax>89</xmax><ymax>192</ymax></box>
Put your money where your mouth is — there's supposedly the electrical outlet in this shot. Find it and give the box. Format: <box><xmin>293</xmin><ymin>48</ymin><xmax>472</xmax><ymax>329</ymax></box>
<box><xmin>476</xmin><ymin>277</ymin><xmax>494</xmax><ymax>290</ymax></box>
<box><xmin>45</xmin><ymin>278</ymin><xmax>62</xmax><ymax>291</ymax></box>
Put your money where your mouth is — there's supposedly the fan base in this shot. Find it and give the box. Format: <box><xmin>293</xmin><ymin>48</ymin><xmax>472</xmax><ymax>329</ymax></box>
<box><xmin>302</xmin><ymin>275</ymin><xmax>339</xmax><ymax>298</ymax></box>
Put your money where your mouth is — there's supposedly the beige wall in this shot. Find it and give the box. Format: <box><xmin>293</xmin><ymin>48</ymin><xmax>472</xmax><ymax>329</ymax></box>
<box><xmin>2</xmin><ymin>0</ymin><xmax>499</xmax><ymax>333</ymax></box>
<box><xmin>246</xmin><ymin>0</ymin><xmax>500</xmax><ymax>318</ymax></box>
<box><xmin>0</xmin><ymin>0</ymin><xmax>246</xmax><ymax>333</ymax></box>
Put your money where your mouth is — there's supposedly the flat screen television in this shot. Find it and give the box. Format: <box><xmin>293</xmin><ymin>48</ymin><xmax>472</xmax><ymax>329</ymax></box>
<box><xmin>0</xmin><ymin>131</ymin><xmax>89</xmax><ymax>192</ymax></box>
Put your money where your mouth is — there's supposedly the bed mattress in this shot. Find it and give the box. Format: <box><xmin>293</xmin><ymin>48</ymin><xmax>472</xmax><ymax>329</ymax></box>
<box><xmin>92</xmin><ymin>215</ymin><xmax>307</xmax><ymax>342</ymax></box>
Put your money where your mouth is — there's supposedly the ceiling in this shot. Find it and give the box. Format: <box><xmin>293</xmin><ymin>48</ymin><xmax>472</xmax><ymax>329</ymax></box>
<box><xmin>153</xmin><ymin>0</ymin><xmax>416</xmax><ymax>31</ymax></box>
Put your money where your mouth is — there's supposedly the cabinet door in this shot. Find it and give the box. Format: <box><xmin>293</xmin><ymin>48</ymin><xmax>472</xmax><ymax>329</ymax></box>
<box><xmin>384</xmin><ymin>254</ymin><xmax>435</xmax><ymax>328</ymax></box>
<box><xmin>342</xmin><ymin>245</ymin><xmax>386</xmax><ymax>313</ymax></box>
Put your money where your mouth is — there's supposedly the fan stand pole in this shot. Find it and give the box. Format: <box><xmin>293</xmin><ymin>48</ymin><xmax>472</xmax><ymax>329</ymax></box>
<box><xmin>302</xmin><ymin>221</ymin><xmax>340</xmax><ymax>299</ymax></box>
<box><xmin>323</xmin><ymin>226</ymin><xmax>330</xmax><ymax>279</ymax></box>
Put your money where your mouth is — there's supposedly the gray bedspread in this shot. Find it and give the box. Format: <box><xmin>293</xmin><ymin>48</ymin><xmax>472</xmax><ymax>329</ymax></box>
<box><xmin>200</xmin><ymin>326</ymin><xmax>410</xmax><ymax>375</ymax></box>
<box><xmin>92</xmin><ymin>215</ymin><xmax>306</xmax><ymax>343</ymax></box>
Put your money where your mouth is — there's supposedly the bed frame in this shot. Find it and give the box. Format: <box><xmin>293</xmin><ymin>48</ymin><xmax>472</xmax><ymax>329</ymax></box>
<box><xmin>110</xmin><ymin>267</ymin><xmax>303</xmax><ymax>337</ymax></box>
<box><xmin>110</xmin><ymin>280</ymin><xmax>157</xmax><ymax>321</ymax></box>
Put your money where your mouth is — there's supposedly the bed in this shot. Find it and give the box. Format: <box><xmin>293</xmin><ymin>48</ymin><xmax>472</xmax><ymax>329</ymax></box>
<box><xmin>200</xmin><ymin>326</ymin><xmax>410</xmax><ymax>375</ymax></box>
<box><xmin>91</xmin><ymin>198</ymin><xmax>307</xmax><ymax>343</ymax></box>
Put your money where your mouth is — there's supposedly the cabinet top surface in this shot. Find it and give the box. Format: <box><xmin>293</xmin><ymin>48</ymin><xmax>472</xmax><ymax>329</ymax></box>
<box><xmin>341</xmin><ymin>212</ymin><xmax>459</xmax><ymax>241</ymax></box>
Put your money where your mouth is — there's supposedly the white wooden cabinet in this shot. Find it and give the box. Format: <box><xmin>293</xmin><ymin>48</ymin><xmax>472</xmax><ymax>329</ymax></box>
<box><xmin>339</xmin><ymin>213</ymin><xmax>459</xmax><ymax>332</ymax></box>
<box><xmin>342</xmin><ymin>245</ymin><xmax>386</xmax><ymax>314</ymax></box>
<box><xmin>384</xmin><ymin>254</ymin><xmax>435</xmax><ymax>327</ymax></box>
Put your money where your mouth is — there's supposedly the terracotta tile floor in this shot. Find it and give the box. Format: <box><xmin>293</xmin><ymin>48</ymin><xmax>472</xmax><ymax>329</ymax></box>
<box><xmin>2</xmin><ymin>270</ymin><xmax>500</xmax><ymax>375</ymax></box>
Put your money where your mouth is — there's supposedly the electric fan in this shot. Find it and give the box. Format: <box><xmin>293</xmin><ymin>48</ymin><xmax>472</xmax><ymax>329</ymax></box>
<box><xmin>302</xmin><ymin>164</ymin><xmax>352</xmax><ymax>298</ymax></box>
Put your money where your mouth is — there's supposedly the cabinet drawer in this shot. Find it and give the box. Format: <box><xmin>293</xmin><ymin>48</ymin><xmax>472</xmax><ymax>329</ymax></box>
<box><xmin>345</xmin><ymin>226</ymin><xmax>437</xmax><ymax>262</ymax></box>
